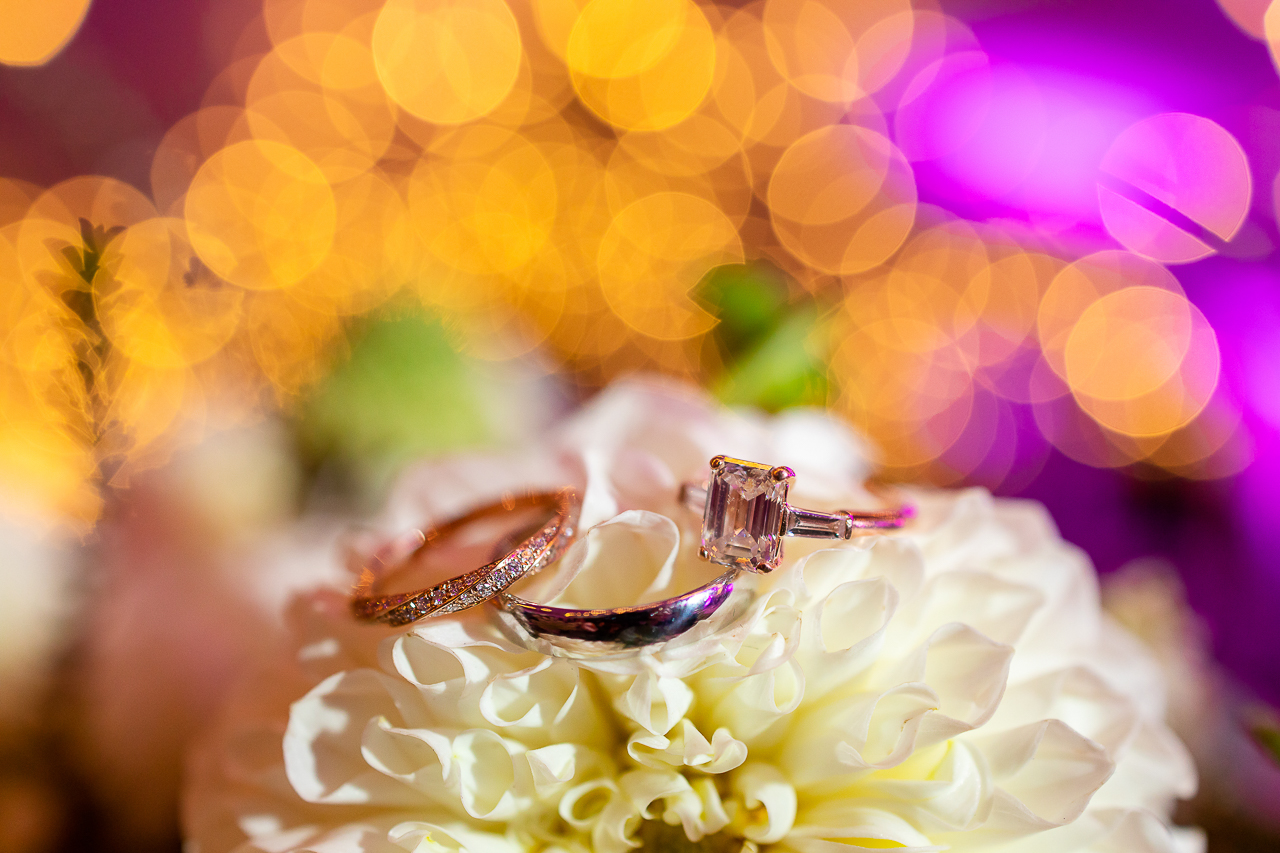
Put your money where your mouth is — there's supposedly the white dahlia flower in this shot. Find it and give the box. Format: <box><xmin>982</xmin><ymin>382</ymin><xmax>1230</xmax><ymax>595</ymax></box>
<box><xmin>184</xmin><ymin>379</ymin><xmax>1200</xmax><ymax>853</ymax></box>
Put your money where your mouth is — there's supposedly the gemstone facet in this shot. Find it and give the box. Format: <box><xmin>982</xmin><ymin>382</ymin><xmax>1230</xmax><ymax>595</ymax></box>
<box><xmin>700</xmin><ymin>456</ymin><xmax>790</xmax><ymax>572</ymax></box>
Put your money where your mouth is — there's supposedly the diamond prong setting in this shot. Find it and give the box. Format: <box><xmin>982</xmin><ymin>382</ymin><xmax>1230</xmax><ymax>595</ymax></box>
<box><xmin>688</xmin><ymin>460</ymin><xmax>913</xmax><ymax>572</ymax></box>
<box><xmin>699</xmin><ymin>456</ymin><xmax>788</xmax><ymax>573</ymax></box>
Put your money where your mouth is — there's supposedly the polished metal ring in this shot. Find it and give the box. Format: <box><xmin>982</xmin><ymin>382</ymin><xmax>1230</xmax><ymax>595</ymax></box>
<box><xmin>495</xmin><ymin>569</ymin><xmax>742</xmax><ymax>656</ymax></box>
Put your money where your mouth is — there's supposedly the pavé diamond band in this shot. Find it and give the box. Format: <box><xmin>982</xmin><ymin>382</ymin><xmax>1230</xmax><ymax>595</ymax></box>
<box><xmin>351</xmin><ymin>488</ymin><xmax>579</xmax><ymax>627</ymax></box>
<box><xmin>681</xmin><ymin>455</ymin><xmax>913</xmax><ymax>573</ymax></box>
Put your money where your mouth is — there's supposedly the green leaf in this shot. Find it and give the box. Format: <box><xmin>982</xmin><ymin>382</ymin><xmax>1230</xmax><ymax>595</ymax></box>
<box><xmin>74</xmin><ymin>217</ymin><xmax>125</xmax><ymax>284</ymax></box>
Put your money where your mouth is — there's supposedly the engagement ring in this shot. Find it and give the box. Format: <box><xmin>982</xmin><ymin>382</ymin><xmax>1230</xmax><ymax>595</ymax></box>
<box><xmin>681</xmin><ymin>455</ymin><xmax>913</xmax><ymax>573</ymax></box>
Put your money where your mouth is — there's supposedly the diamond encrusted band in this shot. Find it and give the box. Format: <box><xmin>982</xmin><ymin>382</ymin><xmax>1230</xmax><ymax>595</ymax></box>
<box><xmin>680</xmin><ymin>455</ymin><xmax>913</xmax><ymax>573</ymax></box>
<box><xmin>351</xmin><ymin>488</ymin><xmax>579</xmax><ymax>627</ymax></box>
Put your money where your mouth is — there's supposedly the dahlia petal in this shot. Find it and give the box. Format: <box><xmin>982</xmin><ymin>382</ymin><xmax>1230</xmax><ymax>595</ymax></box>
<box><xmin>284</xmin><ymin>670</ymin><xmax>426</xmax><ymax>807</ymax></box>
<box><xmin>733</xmin><ymin>762</ymin><xmax>798</xmax><ymax>843</ymax></box>
<box><xmin>900</xmin><ymin>571</ymin><xmax>1045</xmax><ymax>647</ymax></box>
<box><xmin>970</xmin><ymin>719</ymin><xmax>1115</xmax><ymax>833</ymax></box>
<box><xmin>987</xmin><ymin>667</ymin><xmax>1141</xmax><ymax>755</ymax></box>
<box><xmin>616</xmin><ymin>671</ymin><xmax>694</xmax><ymax>736</ymax></box>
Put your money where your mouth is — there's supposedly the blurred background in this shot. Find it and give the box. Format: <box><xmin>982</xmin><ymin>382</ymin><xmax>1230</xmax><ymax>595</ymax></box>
<box><xmin>0</xmin><ymin>0</ymin><xmax>1278</xmax><ymax>850</ymax></box>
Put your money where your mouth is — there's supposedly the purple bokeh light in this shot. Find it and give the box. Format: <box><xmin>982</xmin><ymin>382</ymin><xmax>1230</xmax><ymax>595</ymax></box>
<box><xmin>925</xmin><ymin>0</ymin><xmax>1280</xmax><ymax>703</ymax></box>
<box><xmin>899</xmin><ymin>58</ymin><xmax>1157</xmax><ymax>227</ymax></box>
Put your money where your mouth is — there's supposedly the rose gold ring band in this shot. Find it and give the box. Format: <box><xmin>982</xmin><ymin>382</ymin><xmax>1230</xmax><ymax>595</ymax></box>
<box><xmin>351</xmin><ymin>488</ymin><xmax>580</xmax><ymax>627</ymax></box>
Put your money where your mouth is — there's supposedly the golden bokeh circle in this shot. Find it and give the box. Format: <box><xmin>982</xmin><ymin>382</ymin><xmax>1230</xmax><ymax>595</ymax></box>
<box><xmin>597</xmin><ymin>191</ymin><xmax>742</xmax><ymax>340</ymax></box>
<box><xmin>372</xmin><ymin>0</ymin><xmax>523</xmax><ymax>125</ymax></box>
<box><xmin>0</xmin><ymin>0</ymin><xmax>91</xmax><ymax>66</ymax></box>
<box><xmin>768</xmin><ymin>125</ymin><xmax>916</xmax><ymax>274</ymax></box>
<box><xmin>184</xmin><ymin>139</ymin><xmax>337</xmax><ymax>290</ymax></box>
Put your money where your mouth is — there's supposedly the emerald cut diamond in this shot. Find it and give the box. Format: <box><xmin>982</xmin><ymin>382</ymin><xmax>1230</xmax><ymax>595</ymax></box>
<box><xmin>700</xmin><ymin>456</ymin><xmax>792</xmax><ymax>572</ymax></box>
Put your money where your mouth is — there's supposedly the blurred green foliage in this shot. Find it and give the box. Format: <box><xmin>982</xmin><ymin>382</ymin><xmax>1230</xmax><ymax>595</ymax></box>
<box><xmin>698</xmin><ymin>263</ymin><xmax>829</xmax><ymax>412</ymax></box>
<box><xmin>294</xmin><ymin>263</ymin><xmax>831</xmax><ymax>494</ymax></box>
<box><xmin>295</xmin><ymin>312</ymin><xmax>502</xmax><ymax>469</ymax></box>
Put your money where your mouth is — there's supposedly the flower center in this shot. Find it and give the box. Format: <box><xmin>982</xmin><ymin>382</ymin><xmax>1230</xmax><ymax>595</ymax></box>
<box><xmin>636</xmin><ymin>821</ymin><xmax>742</xmax><ymax>853</ymax></box>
